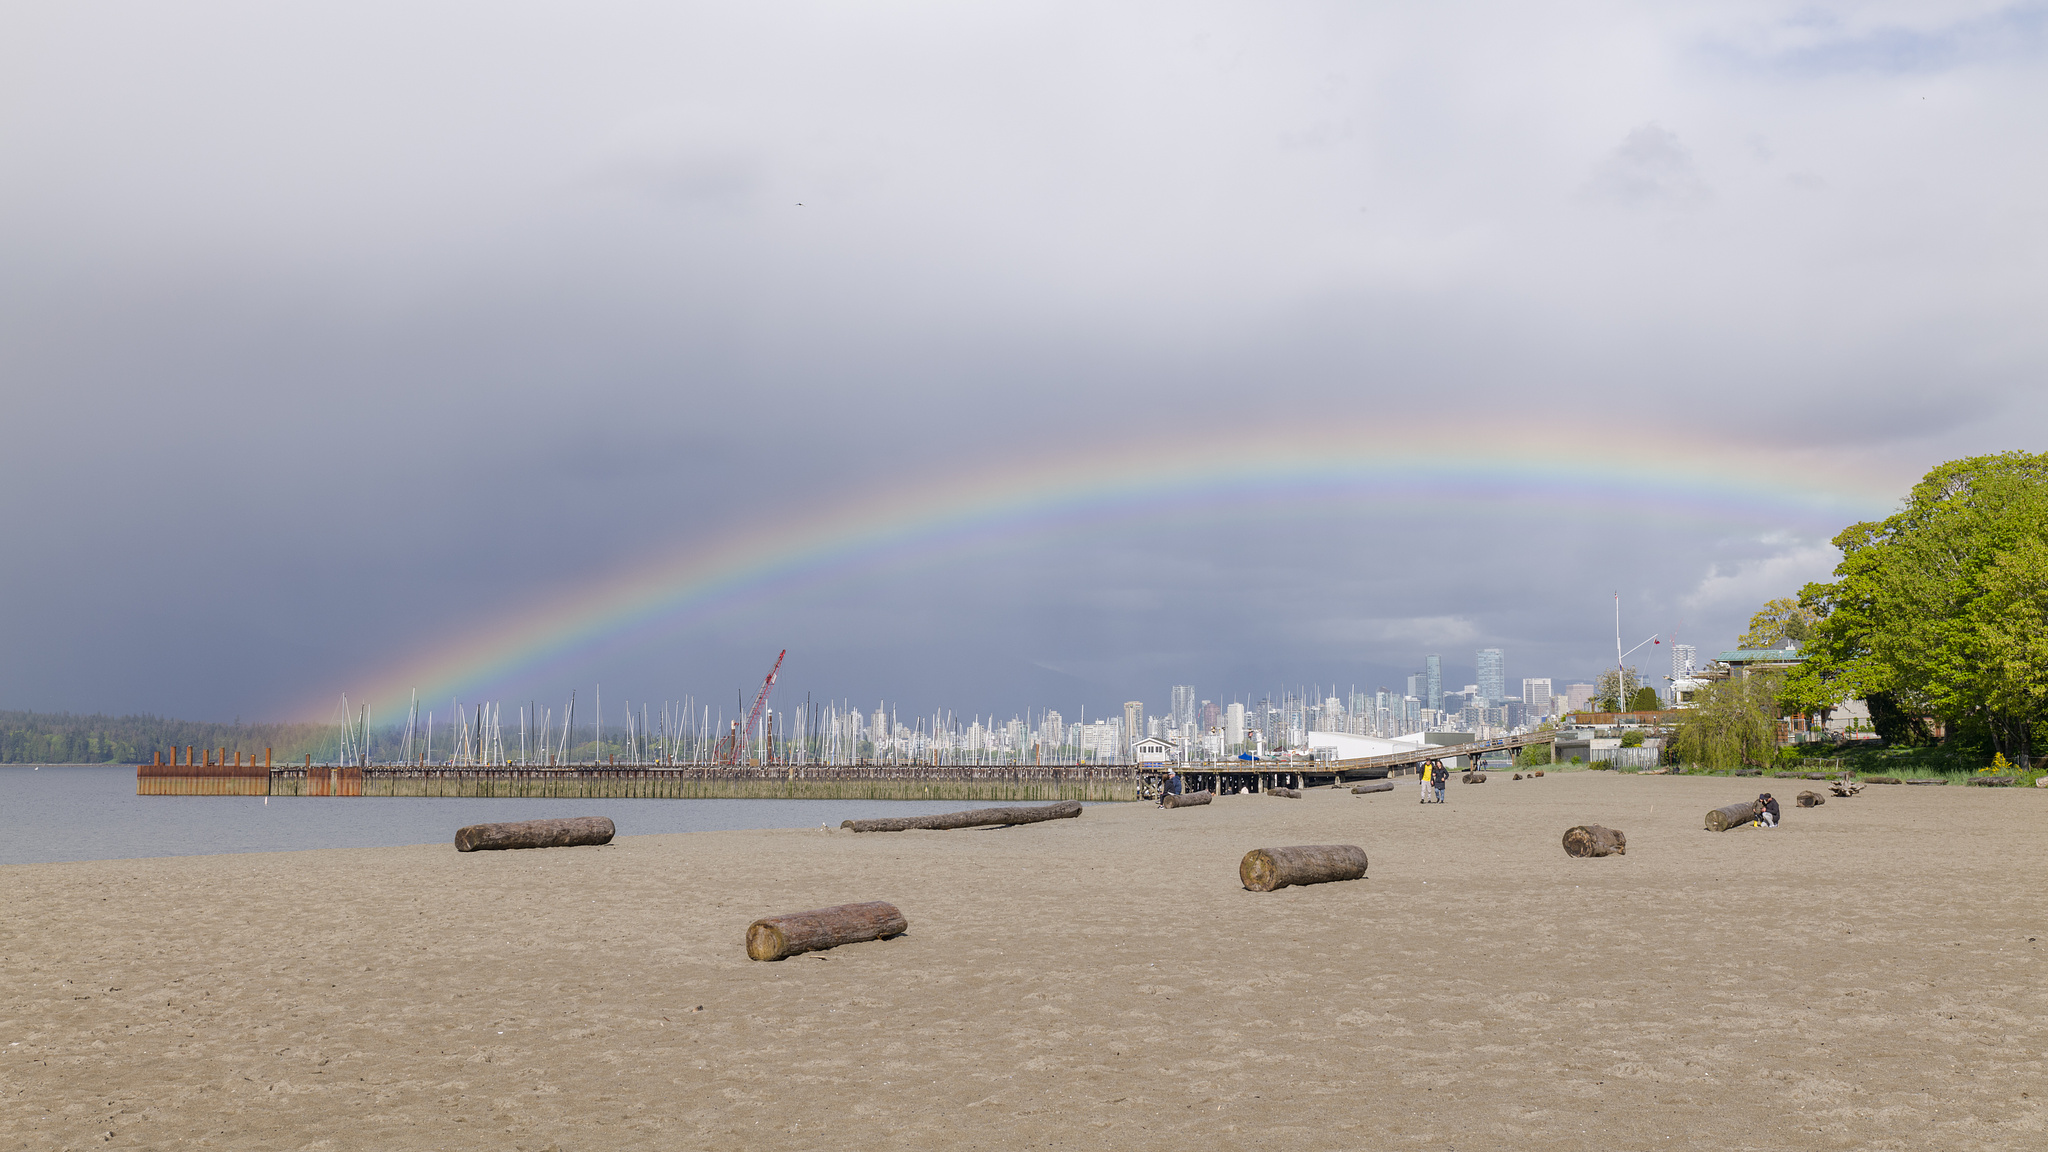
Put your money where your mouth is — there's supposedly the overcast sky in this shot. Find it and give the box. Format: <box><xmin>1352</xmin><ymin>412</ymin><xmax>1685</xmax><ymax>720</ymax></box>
<box><xmin>4</xmin><ymin>2</ymin><xmax>2044</xmax><ymax>724</ymax></box>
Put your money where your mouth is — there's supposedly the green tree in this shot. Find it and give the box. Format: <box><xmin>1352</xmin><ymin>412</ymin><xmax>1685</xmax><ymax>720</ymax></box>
<box><xmin>1739</xmin><ymin>597</ymin><xmax>1820</xmax><ymax>649</ymax></box>
<box><xmin>1627</xmin><ymin>686</ymin><xmax>1662</xmax><ymax>711</ymax></box>
<box><xmin>1592</xmin><ymin>666</ymin><xmax>1643</xmax><ymax>712</ymax></box>
<box><xmin>1672</xmin><ymin>672</ymin><xmax>1782</xmax><ymax>770</ymax></box>
<box><xmin>1788</xmin><ymin>451</ymin><xmax>2048</xmax><ymax>766</ymax></box>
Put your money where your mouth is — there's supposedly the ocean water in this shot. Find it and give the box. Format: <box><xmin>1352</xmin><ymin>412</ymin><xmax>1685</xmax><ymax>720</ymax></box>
<box><xmin>0</xmin><ymin>765</ymin><xmax>1004</xmax><ymax>866</ymax></box>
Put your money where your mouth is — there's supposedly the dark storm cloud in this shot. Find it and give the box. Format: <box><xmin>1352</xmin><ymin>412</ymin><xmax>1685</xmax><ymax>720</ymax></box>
<box><xmin>2</xmin><ymin>1</ymin><xmax>2044</xmax><ymax>720</ymax></box>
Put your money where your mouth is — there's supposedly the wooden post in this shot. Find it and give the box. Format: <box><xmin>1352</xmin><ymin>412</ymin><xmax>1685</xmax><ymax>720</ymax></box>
<box><xmin>455</xmin><ymin>816</ymin><xmax>616</xmax><ymax>852</ymax></box>
<box><xmin>1705</xmin><ymin>801</ymin><xmax>1762</xmax><ymax>831</ymax></box>
<box><xmin>1240</xmin><ymin>844</ymin><xmax>1369</xmax><ymax>891</ymax></box>
<box><xmin>1562</xmin><ymin>825</ymin><xmax>1626</xmax><ymax>857</ymax></box>
<box><xmin>746</xmin><ymin>901</ymin><xmax>907</xmax><ymax>961</ymax></box>
<box><xmin>265</xmin><ymin>747</ymin><xmax>272</xmax><ymax>768</ymax></box>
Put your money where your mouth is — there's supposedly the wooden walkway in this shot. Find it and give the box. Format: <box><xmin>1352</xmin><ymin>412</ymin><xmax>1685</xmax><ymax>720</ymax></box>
<box><xmin>141</xmin><ymin>762</ymin><xmax>1140</xmax><ymax>801</ymax></box>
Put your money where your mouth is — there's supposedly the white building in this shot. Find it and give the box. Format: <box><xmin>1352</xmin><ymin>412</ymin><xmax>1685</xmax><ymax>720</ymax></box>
<box><xmin>1131</xmin><ymin>736</ymin><xmax>1178</xmax><ymax>765</ymax></box>
<box><xmin>1225</xmin><ymin>702</ymin><xmax>1245</xmax><ymax>748</ymax></box>
<box><xmin>1522</xmin><ymin>678</ymin><xmax>1553</xmax><ymax>713</ymax></box>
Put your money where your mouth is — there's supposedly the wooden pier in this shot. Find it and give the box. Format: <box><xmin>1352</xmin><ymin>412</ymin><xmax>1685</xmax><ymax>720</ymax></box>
<box><xmin>135</xmin><ymin>730</ymin><xmax>1558</xmax><ymax>801</ymax></box>
<box><xmin>137</xmin><ymin>752</ymin><xmax>1138</xmax><ymax>801</ymax></box>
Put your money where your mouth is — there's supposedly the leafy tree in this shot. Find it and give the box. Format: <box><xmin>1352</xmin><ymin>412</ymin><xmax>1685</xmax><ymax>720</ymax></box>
<box><xmin>1627</xmin><ymin>686</ymin><xmax>1662</xmax><ymax>711</ymax></box>
<box><xmin>1789</xmin><ymin>451</ymin><xmax>2048</xmax><ymax>766</ymax></box>
<box><xmin>1592</xmin><ymin>666</ymin><xmax>1643</xmax><ymax>712</ymax></box>
<box><xmin>1672</xmin><ymin>672</ymin><xmax>1782</xmax><ymax>770</ymax></box>
<box><xmin>1739</xmin><ymin>597</ymin><xmax>1820</xmax><ymax>649</ymax></box>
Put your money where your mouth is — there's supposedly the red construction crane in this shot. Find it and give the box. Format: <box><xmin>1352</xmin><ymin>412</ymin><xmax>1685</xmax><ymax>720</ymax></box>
<box><xmin>716</xmin><ymin>649</ymin><xmax>786</xmax><ymax>765</ymax></box>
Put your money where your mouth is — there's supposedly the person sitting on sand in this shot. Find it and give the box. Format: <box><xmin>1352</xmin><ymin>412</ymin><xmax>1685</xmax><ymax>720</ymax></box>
<box><xmin>1757</xmin><ymin>792</ymin><xmax>1780</xmax><ymax>828</ymax></box>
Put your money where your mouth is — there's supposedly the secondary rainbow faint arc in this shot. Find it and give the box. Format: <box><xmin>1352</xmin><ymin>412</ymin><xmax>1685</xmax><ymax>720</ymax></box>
<box><xmin>334</xmin><ymin>433</ymin><xmax>1901</xmax><ymax>717</ymax></box>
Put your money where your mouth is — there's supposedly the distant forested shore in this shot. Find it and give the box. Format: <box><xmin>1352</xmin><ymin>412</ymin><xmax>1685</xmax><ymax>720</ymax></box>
<box><xmin>0</xmin><ymin>710</ymin><xmax>337</xmax><ymax>765</ymax></box>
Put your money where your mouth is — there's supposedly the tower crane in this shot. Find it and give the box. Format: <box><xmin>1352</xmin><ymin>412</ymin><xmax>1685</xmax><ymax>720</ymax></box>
<box><xmin>715</xmin><ymin>649</ymin><xmax>786</xmax><ymax>765</ymax></box>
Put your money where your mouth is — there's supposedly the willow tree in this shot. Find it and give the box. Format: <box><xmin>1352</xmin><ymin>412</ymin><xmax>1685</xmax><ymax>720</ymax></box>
<box><xmin>1788</xmin><ymin>451</ymin><xmax>2048</xmax><ymax>766</ymax></box>
<box><xmin>1672</xmin><ymin>672</ymin><xmax>1782</xmax><ymax>770</ymax></box>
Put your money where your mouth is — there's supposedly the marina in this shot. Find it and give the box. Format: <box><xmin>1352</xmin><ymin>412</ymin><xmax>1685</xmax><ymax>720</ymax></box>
<box><xmin>132</xmin><ymin>730</ymin><xmax>1560</xmax><ymax>800</ymax></box>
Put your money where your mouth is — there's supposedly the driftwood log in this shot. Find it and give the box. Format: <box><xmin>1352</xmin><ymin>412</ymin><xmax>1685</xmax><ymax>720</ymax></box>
<box><xmin>1462</xmin><ymin>772</ymin><xmax>1487</xmax><ymax>784</ymax></box>
<box><xmin>1240</xmin><ymin>844</ymin><xmax>1369</xmax><ymax>892</ymax></box>
<box><xmin>1968</xmin><ymin>776</ymin><xmax>2015</xmax><ymax>787</ymax></box>
<box><xmin>1735</xmin><ymin>769</ymin><xmax>1762</xmax><ymax>777</ymax></box>
<box><xmin>454</xmin><ymin>816</ymin><xmax>615</xmax><ymax>852</ymax></box>
<box><xmin>745</xmin><ymin>901</ymin><xmax>906</xmax><ymax>961</ymax></box>
<box><xmin>1906</xmin><ymin>778</ymin><xmax>1948</xmax><ymax>786</ymax></box>
<box><xmin>1830</xmin><ymin>780</ymin><xmax>1865</xmax><ymax>796</ymax></box>
<box><xmin>1532</xmin><ymin>770</ymin><xmax>1545</xmax><ymax>777</ymax></box>
<box><xmin>1162</xmin><ymin>789</ymin><xmax>1214</xmax><ymax>808</ymax></box>
<box><xmin>1796</xmin><ymin>790</ymin><xmax>1824</xmax><ymax>807</ymax></box>
<box><xmin>1705</xmin><ymin>801</ymin><xmax>1763</xmax><ymax>832</ymax></box>
<box><xmin>1862</xmin><ymin>776</ymin><xmax>1901</xmax><ymax>785</ymax></box>
<box><xmin>841</xmin><ymin>800</ymin><xmax>1081</xmax><ymax>832</ymax></box>
<box><xmin>1352</xmin><ymin>781</ymin><xmax>1395</xmax><ymax>794</ymax></box>
<box><xmin>1268</xmin><ymin>786</ymin><xmax>1303</xmax><ymax>799</ymax></box>
<box><xmin>1562</xmin><ymin>824</ymin><xmax>1626</xmax><ymax>857</ymax></box>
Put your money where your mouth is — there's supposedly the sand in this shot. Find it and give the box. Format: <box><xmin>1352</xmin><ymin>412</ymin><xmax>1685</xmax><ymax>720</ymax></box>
<box><xmin>3</xmin><ymin>772</ymin><xmax>2044</xmax><ymax>1150</ymax></box>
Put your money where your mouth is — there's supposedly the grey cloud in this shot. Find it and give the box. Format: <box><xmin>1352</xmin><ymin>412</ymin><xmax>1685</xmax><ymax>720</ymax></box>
<box><xmin>2</xmin><ymin>2</ymin><xmax>2043</xmax><ymax>721</ymax></box>
<box><xmin>1584</xmin><ymin>125</ymin><xmax>1712</xmax><ymax>209</ymax></box>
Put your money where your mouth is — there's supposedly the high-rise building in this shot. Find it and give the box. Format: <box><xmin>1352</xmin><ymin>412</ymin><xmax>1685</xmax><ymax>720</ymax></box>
<box><xmin>1476</xmin><ymin>649</ymin><xmax>1504</xmax><ymax>705</ymax></box>
<box><xmin>1225</xmin><ymin>702</ymin><xmax>1245</xmax><ymax>748</ymax></box>
<box><xmin>1200</xmin><ymin>700</ymin><xmax>1220</xmax><ymax>733</ymax></box>
<box><xmin>1565</xmin><ymin>683</ymin><xmax>1596</xmax><ymax>713</ymax></box>
<box><xmin>1123</xmin><ymin>701</ymin><xmax>1144</xmax><ymax>759</ymax></box>
<box><xmin>1036</xmin><ymin>710</ymin><xmax>1064</xmax><ymax>754</ymax></box>
<box><xmin>1170</xmin><ymin>685</ymin><xmax>1196</xmax><ymax>739</ymax></box>
<box><xmin>1406</xmin><ymin>672</ymin><xmax>1426</xmax><ymax>699</ymax></box>
<box><xmin>1672</xmin><ymin>644</ymin><xmax>1698</xmax><ymax>678</ymax></box>
<box><xmin>1522</xmin><ymin>678</ymin><xmax>1553</xmax><ymax>712</ymax></box>
<box><xmin>1425</xmin><ymin>655</ymin><xmax>1442</xmax><ymax>712</ymax></box>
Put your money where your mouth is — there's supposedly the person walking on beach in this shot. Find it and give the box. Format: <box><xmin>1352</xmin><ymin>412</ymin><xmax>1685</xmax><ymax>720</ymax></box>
<box><xmin>1418</xmin><ymin>760</ymin><xmax>1435</xmax><ymax>803</ymax></box>
<box><xmin>1756</xmin><ymin>791</ymin><xmax>1780</xmax><ymax>828</ymax></box>
<box><xmin>1431</xmin><ymin>759</ymin><xmax>1449</xmax><ymax>804</ymax></box>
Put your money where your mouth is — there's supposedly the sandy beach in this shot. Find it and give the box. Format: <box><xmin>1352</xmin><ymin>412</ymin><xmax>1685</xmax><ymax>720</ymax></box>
<box><xmin>4</xmin><ymin>772</ymin><xmax>2044</xmax><ymax>1151</ymax></box>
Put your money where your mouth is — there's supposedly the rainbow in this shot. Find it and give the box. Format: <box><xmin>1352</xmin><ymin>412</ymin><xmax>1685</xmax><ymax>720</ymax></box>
<box><xmin>324</xmin><ymin>429</ymin><xmax>1907</xmax><ymax>718</ymax></box>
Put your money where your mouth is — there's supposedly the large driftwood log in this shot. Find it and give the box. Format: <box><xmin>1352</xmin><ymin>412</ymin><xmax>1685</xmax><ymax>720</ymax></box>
<box><xmin>1968</xmin><ymin>776</ymin><xmax>2015</xmax><ymax>787</ymax></box>
<box><xmin>1352</xmin><ymin>781</ymin><xmax>1395</xmax><ymax>794</ymax></box>
<box><xmin>1562</xmin><ymin>824</ymin><xmax>1626</xmax><ymax>857</ymax></box>
<box><xmin>1862</xmin><ymin>776</ymin><xmax>1901</xmax><ymax>785</ymax></box>
<box><xmin>1240</xmin><ymin>844</ymin><xmax>1369</xmax><ymax>891</ymax></box>
<box><xmin>455</xmin><ymin>816</ymin><xmax>615</xmax><ymax>852</ymax></box>
<box><xmin>1705</xmin><ymin>801</ymin><xmax>1763</xmax><ymax>832</ymax></box>
<box><xmin>841</xmin><ymin>800</ymin><xmax>1082</xmax><ymax>832</ymax></box>
<box><xmin>1906</xmin><ymin>778</ymin><xmax>1948</xmax><ymax>785</ymax></box>
<box><xmin>1796</xmin><ymin>790</ymin><xmax>1824</xmax><ymax>807</ymax></box>
<box><xmin>1830</xmin><ymin>780</ymin><xmax>1864</xmax><ymax>796</ymax></box>
<box><xmin>1162</xmin><ymin>789</ymin><xmax>1214</xmax><ymax>808</ymax></box>
<box><xmin>1462</xmin><ymin>772</ymin><xmax>1488</xmax><ymax>784</ymax></box>
<box><xmin>746</xmin><ymin>901</ymin><xmax>906</xmax><ymax>961</ymax></box>
<box><xmin>1268</xmin><ymin>786</ymin><xmax>1303</xmax><ymax>798</ymax></box>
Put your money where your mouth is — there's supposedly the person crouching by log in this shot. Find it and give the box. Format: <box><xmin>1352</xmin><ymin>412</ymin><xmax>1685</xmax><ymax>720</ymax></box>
<box><xmin>1756</xmin><ymin>792</ymin><xmax>1781</xmax><ymax>828</ymax></box>
<box><xmin>1157</xmin><ymin>767</ymin><xmax>1183</xmax><ymax>808</ymax></box>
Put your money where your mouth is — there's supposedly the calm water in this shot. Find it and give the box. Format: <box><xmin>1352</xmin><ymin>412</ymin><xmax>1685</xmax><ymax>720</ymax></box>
<box><xmin>0</xmin><ymin>765</ymin><xmax>997</xmax><ymax>866</ymax></box>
